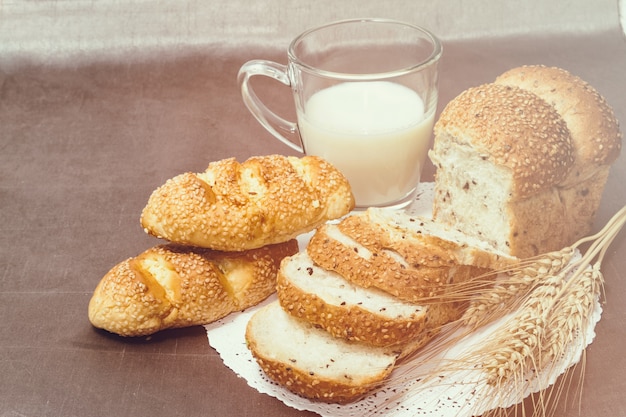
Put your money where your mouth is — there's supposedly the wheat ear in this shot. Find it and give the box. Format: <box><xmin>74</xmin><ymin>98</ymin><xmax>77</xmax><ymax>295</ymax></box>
<box><xmin>479</xmin><ymin>266</ymin><xmax>569</xmax><ymax>385</ymax></box>
<box><xmin>378</xmin><ymin>205</ymin><xmax>625</xmax><ymax>417</ymax></box>
<box><xmin>461</xmin><ymin>247</ymin><xmax>575</xmax><ymax>328</ymax></box>
<box><xmin>540</xmin><ymin>265</ymin><xmax>602</xmax><ymax>370</ymax></box>
<box><xmin>482</xmin><ymin>205</ymin><xmax>625</xmax><ymax>386</ymax></box>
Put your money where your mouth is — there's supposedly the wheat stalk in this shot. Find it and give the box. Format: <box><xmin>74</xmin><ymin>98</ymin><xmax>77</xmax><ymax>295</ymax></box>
<box><xmin>479</xmin><ymin>268</ymin><xmax>568</xmax><ymax>385</ymax></box>
<box><xmin>480</xmin><ymin>205</ymin><xmax>624</xmax><ymax>386</ymax></box>
<box><xmin>376</xmin><ymin>205</ymin><xmax>626</xmax><ymax>417</ymax></box>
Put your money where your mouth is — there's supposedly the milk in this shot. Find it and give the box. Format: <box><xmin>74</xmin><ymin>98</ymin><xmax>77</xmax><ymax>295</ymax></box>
<box><xmin>298</xmin><ymin>81</ymin><xmax>434</xmax><ymax>207</ymax></box>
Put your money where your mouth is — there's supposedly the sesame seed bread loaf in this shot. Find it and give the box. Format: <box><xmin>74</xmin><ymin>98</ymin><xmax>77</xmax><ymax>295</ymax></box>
<box><xmin>430</xmin><ymin>83</ymin><xmax>576</xmax><ymax>258</ymax></box>
<box><xmin>140</xmin><ymin>154</ymin><xmax>355</xmax><ymax>251</ymax></box>
<box><xmin>245</xmin><ymin>301</ymin><xmax>398</xmax><ymax>404</ymax></box>
<box><xmin>306</xmin><ymin>208</ymin><xmax>515</xmax><ymax>303</ymax></box>
<box><xmin>431</xmin><ymin>68</ymin><xmax>622</xmax><ymax>258</ymax></box>
<box><xmin>494</xmin><ymin>65</ymin><xmax>622</xmax><ymax>242</ymax></box>
<box><xmin>88</xmin><ymin>240</ymin><xmax>298</xmax><ymax>337</ymax></box>
<box><xmin>277</xmin><ymin>252</ymin><xmax>459</xmax><ymax>348</ymax></box>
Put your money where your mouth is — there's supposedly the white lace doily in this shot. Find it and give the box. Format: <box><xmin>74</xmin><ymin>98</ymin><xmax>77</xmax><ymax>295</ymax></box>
<box><xmin>204</xmin><ymin>182</ymin><xmax>602</xmax><ymax>417</ymax></box>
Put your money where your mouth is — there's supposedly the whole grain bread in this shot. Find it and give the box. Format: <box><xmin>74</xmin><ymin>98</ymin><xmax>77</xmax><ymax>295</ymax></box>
<box><xmin>429</xmin><ymin>76</ymin><xmax>622</xmax><ymax>258</ymax></box>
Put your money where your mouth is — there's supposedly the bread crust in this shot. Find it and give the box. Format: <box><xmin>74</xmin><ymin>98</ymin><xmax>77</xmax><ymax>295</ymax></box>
<box><xmin>140</xmin><ymin>155</ymin><xmax>354</xmax><ymax>251</ymax></box>
<box><xmin>434</xmin><ymin>83</ymin><xmax>575</xmax><ymax>198</ymax></box>
<box><xmin>88</xmin><ymin>240</ymin><xmax>298</xmax><ymax>336</ymax></box>
<box><xmin>495</xmin><ymin>65</ymin><xmax>622</xmax><ymax>186</ymax></box>
<box><xmin>248</xmin><ymin>352</ymin><xmax>389</xmax><ymax>404</ymax></box>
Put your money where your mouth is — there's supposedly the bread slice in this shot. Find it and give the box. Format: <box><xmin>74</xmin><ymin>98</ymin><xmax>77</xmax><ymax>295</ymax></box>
<box><xmin>363</xmin><ymin>208</ymin><xmax>518</xmax><ymax>270</ymax></box>
<box><xmin>140</xmin><ymin>154</ymin><xmax>354</xmax><ymax>251</ymax></box>
<box><xmin>246</xmin><ymin>210</ymin><xmax>516</xmax><ymax>403</ymax></box>
<box><xmin>306</xmin><ymin>209</ymin><xmax>514</xmax><ymax>303</ymax></box>
<box><xmin>245</xmin><ymin>301</ymin><xmax>397</xmax><ymax>404</ymax></box>
<box><xmin>277</xmin><ymin>252</ymin><xmax>458</xmax><ymax>348</ymax></box>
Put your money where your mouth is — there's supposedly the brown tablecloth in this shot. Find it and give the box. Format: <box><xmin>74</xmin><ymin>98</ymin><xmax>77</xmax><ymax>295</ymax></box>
<box><xmin>1</xmin><ymin>2</ymin><xmax>625</xmax><ymax>416</ymax></box>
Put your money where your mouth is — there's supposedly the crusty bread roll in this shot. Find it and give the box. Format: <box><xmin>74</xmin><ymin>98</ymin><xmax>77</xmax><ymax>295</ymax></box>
<box><xmin>88</xmin><ymin>240</ymin><xmax>298</xmax><ymax>337</ymax></box>
<box><xmin>277</xmin><ymin>252</ymin><xmax>460</xmax><ymax>348</ymax></box>
<box><xmin>246</xmin><ymin>301</ymin><xmax>398</xmax><ymax>404</ymax></box>
<box><xmin>306</xmin><ymin>208</ymin><xmax>514</xmax><ymax>303</ymax></box>
<box><xmin>140</xmin><ymin>154</ymin><xmax>354</xmax><ymax>251</ymax></box>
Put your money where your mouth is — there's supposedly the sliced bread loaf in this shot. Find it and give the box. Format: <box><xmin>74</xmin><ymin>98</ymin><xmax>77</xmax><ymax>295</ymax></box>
<box><xmin>494</xmin><ymin>65</ymin><xmax>622</xmax><ymax>247</ymax></box>
<box><xmin>430</xmin><ymin>83</ymin><xmax>575</xmax><ymax>258</ymax></box>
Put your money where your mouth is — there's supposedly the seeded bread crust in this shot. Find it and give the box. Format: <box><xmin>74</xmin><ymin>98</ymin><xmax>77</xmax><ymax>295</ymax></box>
<box><xmin>88</xmin><ymin>240</ymin><xmax>298</xmax><ymax>336</ymax></box>
<box><xmin>494</xmin><ymin>65</ymin><xmax>622</xmax><ymax>186</ymax></box>
<box><xmin>140</xmin><ymin>155</ymin><xmax>354</xmax><ymax>251</ymax></box>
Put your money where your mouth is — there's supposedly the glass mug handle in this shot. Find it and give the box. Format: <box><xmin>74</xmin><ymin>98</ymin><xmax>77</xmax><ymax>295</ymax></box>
<box><xmin>237</xmin><ymin>60</ymin><xmax>304</xmax><ymax>153</ymax></box>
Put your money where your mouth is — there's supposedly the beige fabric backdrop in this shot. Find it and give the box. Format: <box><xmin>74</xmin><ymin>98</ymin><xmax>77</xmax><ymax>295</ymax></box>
<box><xmin>0</xmin><ymin>0</ymin><xmax>622</xmax><ymax>63</ymax></box>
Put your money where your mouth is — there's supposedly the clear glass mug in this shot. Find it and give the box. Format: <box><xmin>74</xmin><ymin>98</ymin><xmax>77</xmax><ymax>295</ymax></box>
<box><xmin>238</xmin><ymin>18</ymin><xmax>442</xmax><ymax>209</ymax></box>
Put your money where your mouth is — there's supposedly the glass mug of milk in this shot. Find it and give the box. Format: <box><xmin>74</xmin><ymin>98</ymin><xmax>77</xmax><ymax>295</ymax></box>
<box><xmin>238</xmin><ymin>18</ymin><xmax>441</xmax><ymax>208</ymax></box>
